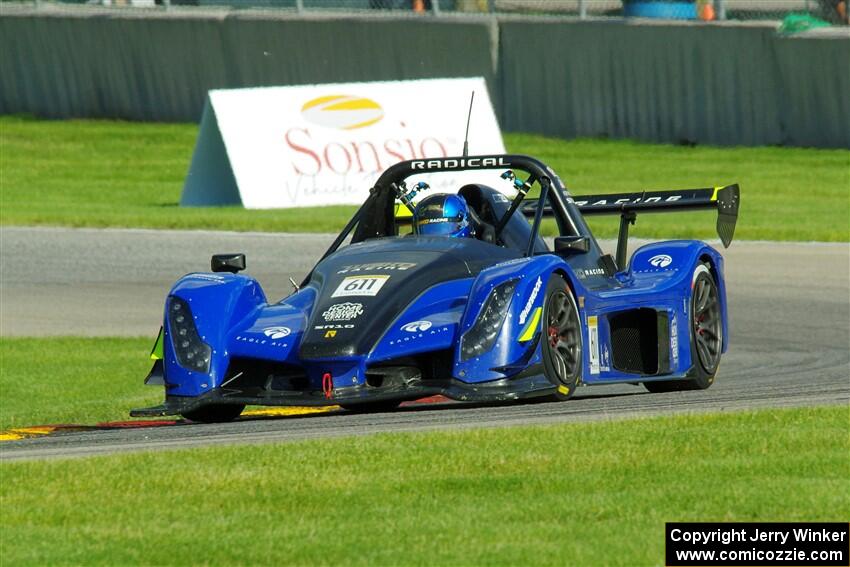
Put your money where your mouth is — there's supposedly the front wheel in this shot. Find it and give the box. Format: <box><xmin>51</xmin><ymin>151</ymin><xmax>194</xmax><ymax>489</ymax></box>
<box><xmin>181</xmin><ymin>403</ymin><xmax>245</xmax><ymax>423</ymax></box>
<box><xmin>540</xmin><ymin>274</ymin><xmax>583</xmax><ymax>401</ymax></box>
<box><xmin>645</xmin><ymin>263</ymin><xmax>722</xmax><ymax>393</ymax></box>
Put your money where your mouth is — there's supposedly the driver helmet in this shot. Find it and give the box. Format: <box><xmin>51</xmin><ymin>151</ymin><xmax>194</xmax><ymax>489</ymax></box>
<box><xmin>413</xmin><ymin>193</ymin><xmax>473</xmax><ymax>238</ymax></box>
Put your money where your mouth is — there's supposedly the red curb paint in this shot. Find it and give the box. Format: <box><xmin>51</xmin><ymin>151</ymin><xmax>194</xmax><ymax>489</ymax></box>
<box><xmin>402</xmin><ymin>395</ymin><xmax>452</xmax><ymax>406</ymax></box>
<box><xmin>4</xmin><ymin>396</ymin><xmax>459</xmax><ymax>443</ymax></box>
<box><xmin>0</xmin><ymin>421</ymin><xmax>183</xmax><ymax>442</ymax></box>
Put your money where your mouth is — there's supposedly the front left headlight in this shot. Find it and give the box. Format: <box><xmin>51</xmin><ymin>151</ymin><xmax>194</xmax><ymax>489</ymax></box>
<box><xmin>167</xmin><ymin>296</ymin><xmax>212</xmax><ymax>374</ymax></box>
<box><xmin>460</xmin><ymin>279</ymin><xmax>518</xmax><ymax>361</ymax></box>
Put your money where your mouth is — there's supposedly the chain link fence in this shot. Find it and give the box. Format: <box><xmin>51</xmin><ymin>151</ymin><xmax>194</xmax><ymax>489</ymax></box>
<box><xmin>3</xmin><ymin>0</ymin><xmax>848</xmax><ymax>24</ymax></box>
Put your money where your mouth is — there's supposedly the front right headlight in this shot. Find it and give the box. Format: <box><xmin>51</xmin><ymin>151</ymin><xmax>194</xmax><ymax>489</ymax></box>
<box><xmin>167</xmin><ymin>296</ymin><xmax>211</xmax><ymax>374</ymax></box>
<box><xmin>460</xmin><ymin>279</ymin><xmax>518</xmax><ymax>361</ymax></box>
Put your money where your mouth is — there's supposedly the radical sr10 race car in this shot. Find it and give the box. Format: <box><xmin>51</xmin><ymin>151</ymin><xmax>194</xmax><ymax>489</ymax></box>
<box><xmin>133</xmin><ymin>154</ymin><xmax>739</xmax><ymax>422</ymax></box>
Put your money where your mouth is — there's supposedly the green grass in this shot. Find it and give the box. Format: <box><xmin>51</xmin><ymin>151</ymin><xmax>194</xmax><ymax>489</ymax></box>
<box><xmin>1</xmin><ymin>406</ymin><xmax>847</xmax><ymax>566</ymax></box>
<box><xmin>1</xmin><ymin>342</ymin><xmax>846</xmax><ymax>564</ymax></box>
<box><xmin>1</xmin><ymin>115</ymin><xmax>848</xmax><ymax>240</ymax></box>
<box><xmin>0</xmin><ymin>338</ymin><xmax>159</xmax><ymax>430</ymax></box>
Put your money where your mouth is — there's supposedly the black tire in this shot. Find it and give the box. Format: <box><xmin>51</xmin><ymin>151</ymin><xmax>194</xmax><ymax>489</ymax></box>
<box><xmin>340</xmin><ymin>400</ymin><xmax>403</xmax><ymax>413</ymax></box>
<box><xmin>645</xmin><ymin>263</ymin><xmax>722</xmax><ymax>393</ymax></box>
<box><xmin>181</xmin><ymin>403</ymin><xmax>245</xmax><ymax>423</ymax></box>
<box><xmin>540</xmin><ymin>274</ymin><xmax>583</xmax><ymax>401</ymax></box>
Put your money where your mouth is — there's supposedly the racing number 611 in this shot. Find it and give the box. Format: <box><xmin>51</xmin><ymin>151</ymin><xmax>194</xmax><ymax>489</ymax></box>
<box><xmin>345</xmin><ymin>278</ymin><xmax>379</xmax><ymax>292</ymax></box>
<box><xmin>333</xmin><ymin>275</ymin><xmax>389</xmax><ymax>297</ymax></box>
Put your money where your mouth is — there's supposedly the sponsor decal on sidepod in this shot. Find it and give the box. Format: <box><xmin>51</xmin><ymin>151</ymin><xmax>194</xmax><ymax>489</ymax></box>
<box><xmin>389</xmin><ymin>322</ymin><xmax>449</xmax><ymax>346</ymax></box>
<box><xmin>519</xmin><ymin>277</ymin><xmax>542</xmax><ymax>325</ymax></box>
<box><xmin>263</xmin><ymin>327</ymin><xmax>291</xmax><ymax>339</ymax></box>
<box><xmin>649</xmin><ymin>254</ymin><xmax>673</xmax><ymax>268</ymax></box>
<box><xmin>576</xmin><ymin>268</ymin><xmax>605</xmax><ymax>279</ymax></box>
<box><xmin>402</xmin><ymin>321</ymin><xmax>432</xmax><ymax>333</ymax></box>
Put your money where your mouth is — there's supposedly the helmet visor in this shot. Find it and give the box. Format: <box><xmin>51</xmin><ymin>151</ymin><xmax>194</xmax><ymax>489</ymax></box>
<box><xmin>417</xmin><ymin>215</ymin><xmax>466</xmax><ymax>236</ymax></box>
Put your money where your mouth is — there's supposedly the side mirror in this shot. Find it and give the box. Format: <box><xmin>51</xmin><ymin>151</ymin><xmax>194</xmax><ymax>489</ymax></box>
<box><xmin>211</xmin><ymin>253</ymin><xmax>246</xmax><ymax>274</ymax></box>
<box><xmin>554</xmin><ymin>236</ymin><xmax>589</xmax><ymax>255</ymax></box>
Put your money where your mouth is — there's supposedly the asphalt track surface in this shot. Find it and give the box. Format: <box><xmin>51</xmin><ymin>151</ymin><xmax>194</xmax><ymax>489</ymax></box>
<box><xmin>1</xmin><ymin>227</ymin><xmax>848</xmax><ymax>461</ymax></box>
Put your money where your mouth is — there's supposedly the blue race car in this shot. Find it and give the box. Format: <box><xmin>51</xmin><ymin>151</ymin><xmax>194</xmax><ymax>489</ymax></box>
<box><xmin>132</xmin><ymin>154</ymin><xmax>739</xmax><ymax>423</ymax></box>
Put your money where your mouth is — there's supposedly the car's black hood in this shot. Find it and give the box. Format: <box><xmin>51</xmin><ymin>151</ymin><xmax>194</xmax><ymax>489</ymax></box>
<box><xmin>299</xmin><ymin>236</ymin><xmax>520</xmax><ymax>359</ymax></box>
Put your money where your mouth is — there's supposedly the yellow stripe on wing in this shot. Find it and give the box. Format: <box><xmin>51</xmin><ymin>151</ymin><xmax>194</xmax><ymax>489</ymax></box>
<box><xmin>711</xmin><ymin>186</ymin><xmax>724</xmax><ymax>201</ymax></box>
<box><xmin>518</xmin><ymin>307</ymin><xmax>542</xmax><ymax>342</ymax></box>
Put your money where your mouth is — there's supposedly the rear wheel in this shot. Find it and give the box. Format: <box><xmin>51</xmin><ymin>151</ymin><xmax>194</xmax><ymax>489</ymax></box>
<box><xmin>181</xmin><ymin>403</ymin><xmax>245</xmax><ymax>423</ymax></box>
<box><xmin>540</xmin><ymin>274</ymin><xmax>582</xmax><ymax>401</ymax></box>
<box><xmin>645</xmin><ymin>263</ymin><xmax>722</xmax><ymax>393</ymax></box>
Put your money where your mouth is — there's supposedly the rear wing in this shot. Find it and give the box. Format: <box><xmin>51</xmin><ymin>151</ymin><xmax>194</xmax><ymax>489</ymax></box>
<box><xmin>573</xmin><ymin>184</ymin><xmax>740</xmax><ymax>246</ymax></box>
<box><xmin>523</xmin><ymin>184</ymin><xmax>740</xmax><ymax>268</ymax></box>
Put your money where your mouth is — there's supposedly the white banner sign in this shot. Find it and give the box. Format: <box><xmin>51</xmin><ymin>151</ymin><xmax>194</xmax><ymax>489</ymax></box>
<box><xmin>181</xmin><ymin>78</ymin><xmax>505</xmax><ymax>209</ymax></box>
